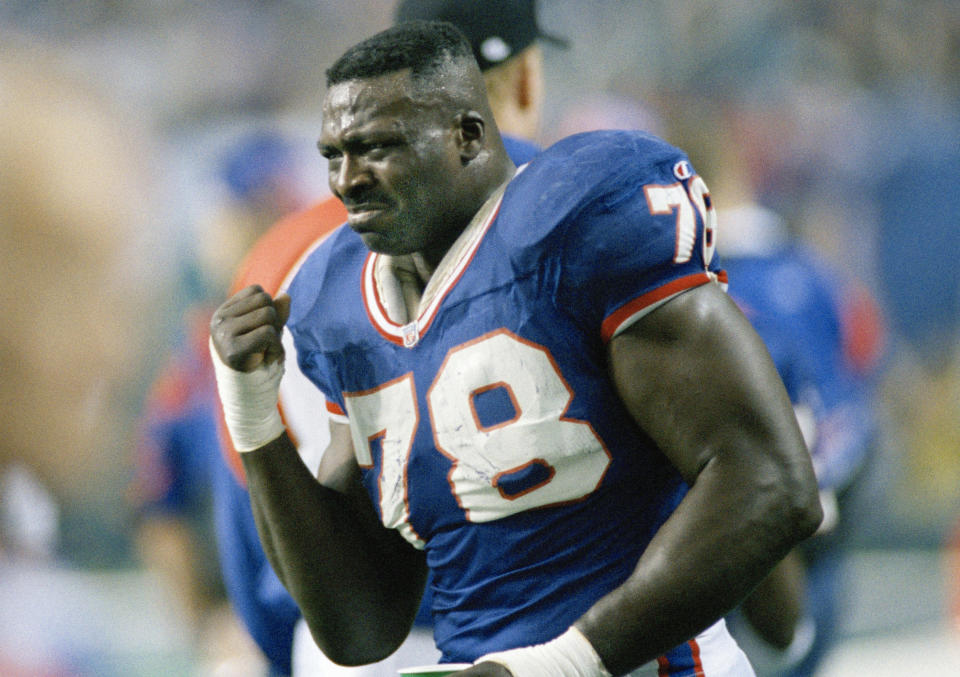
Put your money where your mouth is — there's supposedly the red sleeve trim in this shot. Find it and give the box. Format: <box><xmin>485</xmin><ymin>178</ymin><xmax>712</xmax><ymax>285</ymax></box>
<box><xmin>601</xmin><ymin>272</ymin><xmax>715</xmax><ymax>343</ymax></box>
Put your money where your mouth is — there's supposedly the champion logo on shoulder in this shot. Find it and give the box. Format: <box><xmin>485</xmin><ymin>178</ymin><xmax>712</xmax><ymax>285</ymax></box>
<box><xmin>673</xmin><ymin>160</ymin><xmax>693</xmax><ymax>180</ymax></box>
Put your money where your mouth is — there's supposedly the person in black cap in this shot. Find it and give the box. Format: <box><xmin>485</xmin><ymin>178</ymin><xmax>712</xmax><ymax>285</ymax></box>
<box><xmin>396</xmin><ymin>0</ymin><xmax>566</xmax><ymax>71</ymax></box>
<box><xmin>395</xmin><ymin>0</ymin><xmax>566</xmax><ymax>152</ymax></box>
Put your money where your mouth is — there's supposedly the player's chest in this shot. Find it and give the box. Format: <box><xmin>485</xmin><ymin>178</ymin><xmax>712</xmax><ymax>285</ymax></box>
<box><xmin>336</xmin><ymin>257</ymin><xmax>587</xmax><ymax>414</ymax></box>
<box><xmin>337</xmin><ymin>285</ymin><xmax>613</xmax><ymax>546</ymax></box>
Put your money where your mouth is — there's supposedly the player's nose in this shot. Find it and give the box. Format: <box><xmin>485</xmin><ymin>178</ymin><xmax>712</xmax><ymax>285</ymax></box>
<box><xmin>331</xmin><ymin>153</ymin><xmax>374</xmax><ymax>198</ymax></box>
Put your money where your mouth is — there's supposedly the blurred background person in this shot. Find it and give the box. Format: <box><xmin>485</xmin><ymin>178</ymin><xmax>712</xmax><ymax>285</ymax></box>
<box><xmin>0</xmin><ymin>37</ymin><xmax>160</xmax><ymax>552</ymax></box>
<box><xmin>702</xmin><ymin>101</ymin><xmax>888</xmax><ymax>677</ymax></box>
<box><xmin>719</xmin><ymin>201</ymin><xmax>888</xmax><ymax>677</ymax></box>
<box><xmin>129</xmin><ymin>128</ymin><xmax>321</xmax><ymax>676</ymax></box>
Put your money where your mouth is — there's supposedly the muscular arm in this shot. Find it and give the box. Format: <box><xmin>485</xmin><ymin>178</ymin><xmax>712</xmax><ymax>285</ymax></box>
<box><xmin>575</xmin><ymin>282</ymin><xmax>822</xmax><ymax>675</ymax></box>
<box><xmin>212</xmin><ymin>286</ymin><xmax>427</xmax><ymax>665</ymax></box>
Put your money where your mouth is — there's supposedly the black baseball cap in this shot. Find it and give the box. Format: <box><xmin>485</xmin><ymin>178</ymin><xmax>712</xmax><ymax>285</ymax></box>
<box><xmin>394</xmin><ymin>0</ymin><xmax>568</xmax><ymax>71</ymax></box>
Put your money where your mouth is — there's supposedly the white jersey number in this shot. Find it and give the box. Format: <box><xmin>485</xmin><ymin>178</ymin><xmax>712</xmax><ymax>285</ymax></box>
<box><xmin>344</xmin><ymin>374</ymin><xmax>424</xmax><ymax>547</ymax></box>
<box><xmin>428</xmin><ymin>330</ymin><xmax>610</xmax><ymax>523</ymax></box>
<box><xmin>345</xmin><ymin>330</ymin><xmax>611</xmax><ymax>541</ymax></box>
<box><xmin>645</xmin><ymin>175</ymin><xmax>717</xmax><ymax>268</ymax></box>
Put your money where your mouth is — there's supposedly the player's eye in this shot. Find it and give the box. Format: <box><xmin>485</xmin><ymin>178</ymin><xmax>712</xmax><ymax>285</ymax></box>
<box><xmin>318</xmin><ymin>146</ymin><xmax>340</xmax><ymax>161</ymax></box>
<box><xmin>365</xmin><ymin>138</ymin><xmax>401</xmax><ymax>155</ymax></box>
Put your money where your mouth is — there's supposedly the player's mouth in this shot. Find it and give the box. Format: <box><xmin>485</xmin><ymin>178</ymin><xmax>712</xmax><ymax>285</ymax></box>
<box><xmin>345</xmin><ymin>202</ymin><xmax>390</xmax><ymax>229</ymax></box>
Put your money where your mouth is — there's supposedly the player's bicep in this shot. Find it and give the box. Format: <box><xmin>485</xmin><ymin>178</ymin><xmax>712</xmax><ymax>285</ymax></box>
<box><xmin>317</xmin><ymin>419</ymin><xmax>361</xmax><ymax>494</ymax></box>
<box><xmin>317</xmin><ymin>418</ymin><xmax>397</xmax><ymax>541</ymax></box>
<box><xmin>607</xmin><ymin>282</ymin><xmax>802</xmax><ymax>482</ymax></box>
<box><xmin>318</xmin><ymin>417</ymin><xmax>428</xmax><ymax>597</ymax></box>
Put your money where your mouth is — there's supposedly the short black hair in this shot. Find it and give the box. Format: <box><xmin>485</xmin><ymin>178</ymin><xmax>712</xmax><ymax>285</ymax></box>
<box><xmin>326</xmin><ymin>20</ymin><xmax>475</xmax><ymax>87</ymax></box>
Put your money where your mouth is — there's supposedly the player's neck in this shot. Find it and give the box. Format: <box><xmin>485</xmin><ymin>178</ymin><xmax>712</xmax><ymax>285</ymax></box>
<box><xmin>392</xmin><ymin>254</ymin><xmax>429</xmax><ymax>318</ymax></box>
<box><xmin>387</xmin><ymin>173</ymin><xmax>515</xmax><ymax>321</ymax></box>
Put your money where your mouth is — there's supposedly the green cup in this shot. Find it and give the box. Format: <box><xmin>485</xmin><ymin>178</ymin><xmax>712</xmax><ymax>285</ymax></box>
<box><xmin>397</xmin><ymin>664</ymin><xmax>472</xmax><ymax>676</ymax></box>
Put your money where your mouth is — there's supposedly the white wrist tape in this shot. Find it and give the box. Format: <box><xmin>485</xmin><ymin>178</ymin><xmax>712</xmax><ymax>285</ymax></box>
<box><xmin>476</xmin><ymin>627</ymin><xmax>612</xmax><ymax>677</ymax></box>
<box><xmin>210</xmin><ymin>338</ymin><xmax>285</xmax><ymax>452</ymax></box>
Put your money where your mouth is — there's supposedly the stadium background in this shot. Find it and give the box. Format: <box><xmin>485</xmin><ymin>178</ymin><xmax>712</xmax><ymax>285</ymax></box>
<box><xmin>1</xmin><ymin>1</ymin><xmax>958</xmax><ymax>675</ymax></box>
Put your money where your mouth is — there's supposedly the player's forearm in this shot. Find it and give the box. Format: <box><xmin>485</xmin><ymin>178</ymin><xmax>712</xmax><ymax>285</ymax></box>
<box><xmin>574</xmin><ymin>449</ymin><xmax>822</xmax><ymax>676</ymax></box>
<box><xmin>241</xmin><ymin>433</ymin><xmax>425</xmax><ymax>664</ymax></box>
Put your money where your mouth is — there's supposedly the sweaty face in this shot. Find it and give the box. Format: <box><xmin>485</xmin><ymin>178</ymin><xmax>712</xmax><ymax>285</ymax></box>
<box><xmin>319</xmin><ymin>71</ymin><xmax>466</xmax><ymax>259</ymax></box>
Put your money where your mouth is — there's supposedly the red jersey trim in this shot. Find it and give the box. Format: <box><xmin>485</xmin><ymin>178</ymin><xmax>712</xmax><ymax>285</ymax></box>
<box><xmin>656</xmin><ymin>639</ymin><xmax>705</xmax><ymax>676</ymax></box>
<box><xmin>601</xmin><ymin>272</ymin><xmax>717</xmax><ymax>343</ymax></box>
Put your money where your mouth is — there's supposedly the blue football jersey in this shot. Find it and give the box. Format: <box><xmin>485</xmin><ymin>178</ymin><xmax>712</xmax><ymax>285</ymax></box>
<box><xmin>501</xmin><ymin>134</ymin><xmax>541</xmax><ymax>166</ymax></box>
<box><xmin>288</xmin><ymin>130</ymin><xmax>724</xmax><ymax>663</ymax></box>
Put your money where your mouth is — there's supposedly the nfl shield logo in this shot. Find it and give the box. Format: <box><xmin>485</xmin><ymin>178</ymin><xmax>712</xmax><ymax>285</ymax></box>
<box><xmin>402</xmin><ymin>321</ymin><xmax>419</xmax><ymax>348</ymax></box>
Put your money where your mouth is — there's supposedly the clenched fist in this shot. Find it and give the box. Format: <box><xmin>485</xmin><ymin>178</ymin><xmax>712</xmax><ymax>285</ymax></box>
<box><xmin>210</xmin><ymin>285</ymin><xmax>291</xmax><ymax>372</ymax></box>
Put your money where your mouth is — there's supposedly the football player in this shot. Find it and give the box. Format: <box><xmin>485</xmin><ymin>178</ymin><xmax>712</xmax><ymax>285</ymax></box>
<box><xmin>211</xmin><ymin>2</ymin><xmax>557</xmax><ymax>673</ymax></box>
<box><xmin>211</xmin><ymin>21</ymin><xmax>821</xmax><ymax>677</ymax></box>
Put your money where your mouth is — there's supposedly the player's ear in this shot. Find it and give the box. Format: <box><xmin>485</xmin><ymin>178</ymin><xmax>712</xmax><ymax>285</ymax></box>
<box><xmin>455</xmin><ymin>110</ymin><xmax>485</xmax><ymax>163</ymax></box>
<box><xmin>516</xmin><ymin>53</ymin><xmax>533</xmax><ymax>110</ymax></box>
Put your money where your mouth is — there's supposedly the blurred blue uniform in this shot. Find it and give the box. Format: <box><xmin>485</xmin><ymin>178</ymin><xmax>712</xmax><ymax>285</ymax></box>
<box><xmin>211</xmin><ymin>437</ymin><xmax>302</xmax><ymax>674</ymax></box>
<box><xmin>721</xmin><ymin>204</ymin><xmax>886</xmax><ymax>676</ymax></box>
<box><xmin>288</xmin><ymin>130</ymin><xmax>751</xmax><ymax>673</ymax></box>
<box><xmin>132</xmin><ymin>309</ymin><xmax>223</xmax><ymax>586</ymax></box>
